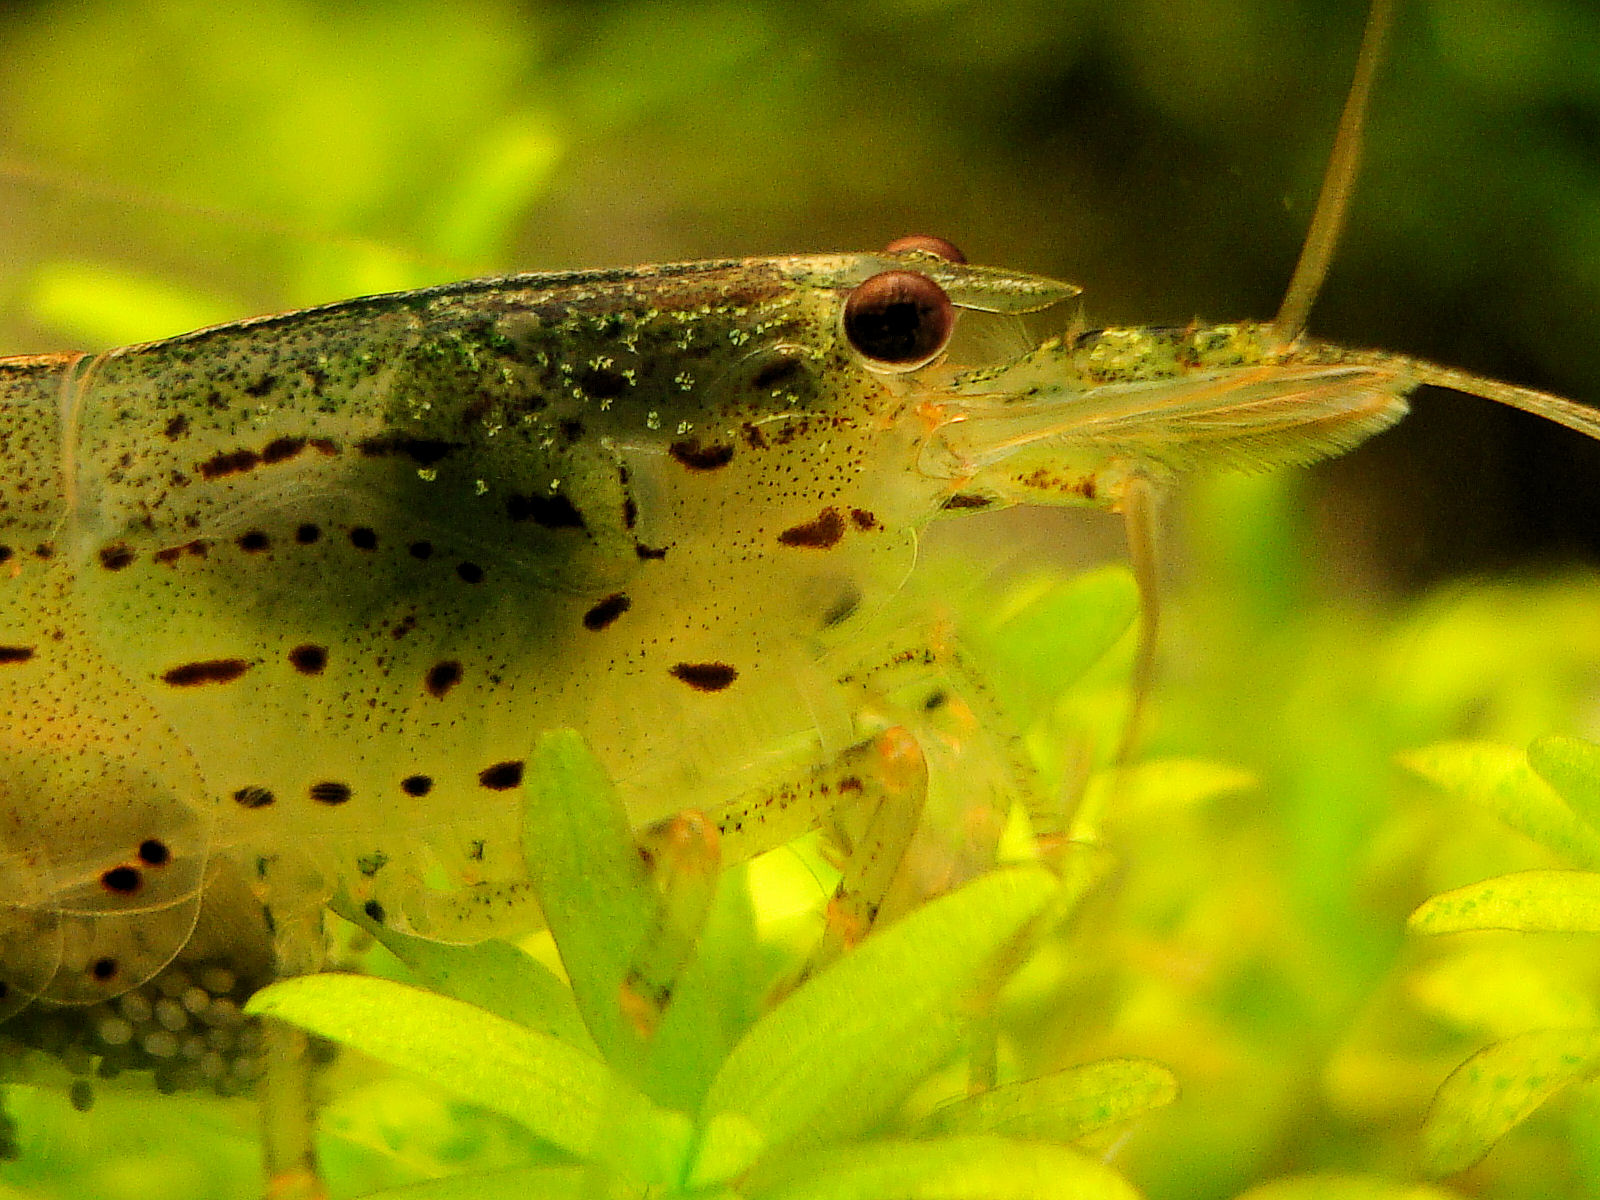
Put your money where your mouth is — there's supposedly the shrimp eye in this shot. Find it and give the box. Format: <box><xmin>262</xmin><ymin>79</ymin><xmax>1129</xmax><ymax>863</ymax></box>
<box><xmin>883</xmin><ymin>234</ymin><xmax>966</xmax><ymax>263</ymax></box>
<box><xmin>843</xmin><ymin>270</ymin><xmax>954</xmax><ymax>371</ymax></box>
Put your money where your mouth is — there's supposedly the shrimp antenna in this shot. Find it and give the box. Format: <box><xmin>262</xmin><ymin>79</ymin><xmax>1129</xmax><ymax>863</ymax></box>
<box><xmin>1113</xmin><ymin>0</ymin><xmax>1395</xmax><ymax>771</ymax></box>
<box><xmin>1272</xmin><ymin>0</ymin><xmax>1396</xmax><ymax>343</ymax></box>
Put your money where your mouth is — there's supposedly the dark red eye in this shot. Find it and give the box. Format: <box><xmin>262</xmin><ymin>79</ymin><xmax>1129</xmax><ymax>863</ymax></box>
<box><xmin>883</xmin><ymin>235</ymin><xmax>966</xmax><ymax>263</ymax></box>
<box><xmin>843</xmin><ymin>270</ymin><xmax>955</xmax><ymax>370</ymax></box>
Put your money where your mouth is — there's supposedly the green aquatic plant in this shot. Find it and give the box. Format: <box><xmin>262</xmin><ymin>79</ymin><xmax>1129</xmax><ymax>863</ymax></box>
<box><xmin>247</xmin><ymin>729</ymin><xmax>1173</xmax><ymax>1200</ymax></box>
<box><xmin>1402</xmin><ymin>735</ymin><xmax>1600</xmax><ymax>1176</ymax></box>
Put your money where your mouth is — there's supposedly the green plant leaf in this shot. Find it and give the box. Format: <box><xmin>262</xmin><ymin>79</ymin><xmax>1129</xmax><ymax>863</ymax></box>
<box><xmin>974</xmin><ymin>566</ymin><xmax>1139</xmax><ymax>712</ymax></box>
<box><xmin>522</xmin><ymin>730</ymin><xmax>660</xmax><ymax>1069</ymax></box>
<box><xmin>1421</xmin><ymin>1029</ymin><xmax>1600</xmax><ymax>1176</ymax></box>
<box><xmin>1528</xmin><ymin>734</ymin><xmax>1600</xmax><ymax>834</ymax></box>
<box><xmin>1230</xmin><ymin>1173</ymin><xmax>1463</xmax><ymax>1199</ymax></box>
<box><xmin>1407</xmin><ymin>946</ymin><xmax>1599</xmax><ymax>1035</ymax></box>
<box><xmin>339</xmin><ymin>907</ymin><xmax>593</xmax><ymax>1051</ymax></box>
<box><xmin>643</xmin><ymin>865</ymin><xmax>764</xmax><ymax>1113</ymax></box>
<box><xmin>915</xmin><ymin>1058</ymin><xmax>1178</xmax><ymax>1142</ymax></box>
<box><xmin>703</xmin><ymin>866</ymin><xmax>1056</xmax><ymax>1156</ymax></box>
<box><xmin>747</xmin><ymin>1134</ymin><xmax>1138</xmax><ymax>1200</ymax></box>
<box><xmin>1398</xmin><ymin>742</ymin><xmax>1600</xmax><ymax>869</ymax></box>
<box><xmin>1408</xmin><ymin>869</ymin><xmax>1600</xmax><ymax>934</ymax></box>
<box><xmin>245</xmin><ymin>974</ymin><xmax>682</xmax><ymax>1171</ymax></box>
<box><xmin>684</xmin><ymin>1110</ymin><xmax>765</xmax><ymax>1190</ymax></box>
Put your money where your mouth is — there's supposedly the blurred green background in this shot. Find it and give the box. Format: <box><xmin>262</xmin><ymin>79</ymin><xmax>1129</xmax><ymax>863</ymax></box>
<box><xmin>3</xmin><ymin>1</ymin><xmax>1600</xmax><ymax>1198</ymax></box>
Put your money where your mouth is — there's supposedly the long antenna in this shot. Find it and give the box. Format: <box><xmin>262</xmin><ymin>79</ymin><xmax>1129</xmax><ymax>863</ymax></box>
<box><xmin>1272</xmin><ymin>0</ymin><xmax>1396</xmax><ymax>343</ymax></box>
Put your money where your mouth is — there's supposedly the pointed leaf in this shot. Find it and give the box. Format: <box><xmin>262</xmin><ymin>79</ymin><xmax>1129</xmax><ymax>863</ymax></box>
<box><xmin>1528</xmin><ymin>735</ymin><xmax>1600</xmax><ymax>834</ymax></box>
<box><xmin>1408</xmin><ymin>870</ymin><xmax>1600</xmax><ymax>934</ymax></box>
<box><xmin>748</xmin><ymin>1134</ymin><xmax>1138</xmax><ymax>1200</ymax></box>
<box><xmin>1421</xmin><ymin>1029</ymin><xmax>1600</xmax><ymax>1175</ymax></box>
<box><xmin>246</xmin><ymin>974</ymin><xmax>677</xmax><ymax>1167</ymax></box>
<box><xmin>522</xmin><ymin>730</ymin><xmax>659</xmax><ymax>1067</ymax></box>
<box><xmin>917</xmin><ymin>1058</ymin><xmax>1178</xmax><ymax>1142</ymax></box>
<box><xmin>1399</xmin><ymin>742</ymin><xmax>1600</xmax><ymax>869</ymax></box>
<box><xmin>704</xmin><ymin>867</ymin><xmax>1056</xmax><ymax>1155</ymax></box>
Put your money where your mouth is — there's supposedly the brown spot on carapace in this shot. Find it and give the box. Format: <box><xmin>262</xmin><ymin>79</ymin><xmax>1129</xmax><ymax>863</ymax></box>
<box><xmin>154</xmin><ymin>539</ymin><xmax>209</xmax><ymax>565</ymax></box>
<box><xmin>425</xmin><ymin>660</ymin><xmax>463</xmax><ymax>698</ymax></box>
<box><xmin>98</xmin><ymin>543</ymin><xmax>136</xmax><ymax>570</ymax></box>
<box><xmin>941</xmin><ymin>493</ymin><xmax>994</xmax><ymax>511</ymax></box>
<box><xmin>0</xmin><ymin>545</ymin><xmax>11</xmax><ymax>564</ymax></box>
<box><xmin>161</xmin><ymin>658</ymin><xmax>251</xmax><ymax>687</ymax></box>
<box><xmin>506</xmin><ymin>491</ymin><xmax>585</xmax><ymax>529</ymax></box>
<box><xmin>456</xmin><ymin>562</ymin><xmax>484</xmax><ymax>584</ymax></box>
<box><xmin>310</xmin><ymin>438</ymin><xmax>339</xmax><ymax>456</ymax></box>
<box><xmin>478</xmin><ymin>760</ymin><xmax>525</xmax><ymax>790</ymax></box>
<box><xmin>310</xmin><ymin>781</ymin><xmax>353</xmax><ymax>805</ymax></box>
<box><xmin>295</xmin><ymin>523</ymin><xmax>321</xmax><ymax>544</ymax></box>
<box><xmin>163</xmin><ymin>414</ymin><xmax>189</xmax><ymax>440</ymax></box>
<box><xmin>635</xmin><ymin>543</ymin><xmax>667</xmax><ymax>561</ymax></box>
<box><xmin>261</xmin><ymin>437</ymin><xmax>307</xmax><ymax>464</ymax></box>
<box><xmin>349</xmin><ymin>526</ymin><xmax>378</xmax><ymax>550</ymax></box>
<box><xmin>409</xmin><ymin>540</ymin><xmax>433</xmax><ymax>559</ymax></box>
<box><xmin>137</xmin><ymin>839</ymin><xmax>170</xmax><ymax>866</ymax></box>
<box><xmin>778</xmin><ymin>508</ymin><xmax>844</xmax><ymax>549</ymax></box>
<box><xmin>356</xmin><ymin>435</ymin><xmax>457</xmax><ymax>465</ymax></box>
<box><xmin>100</xmin><ymin>866</ymin><xmax>141</xmax><ymax>895</ymax></box>
<box><xmin>670</xmin><ymin>662</ymin><xmax>739</xmax><ymax>692</ymax></box>
<box><xmin>288</xmin><ymin>644</ymin><xmax>328</xmax><ymax>675</ymax></box>
<box><xmin>622</xmin><ymin>496</ymin><xmax>638</xmax><ymax>529</ymax></box>
<box><xmin>363</xmin><ymin>899</ymin><xmax>385</xmax><ymax>924</ymax></box>
<box><xmin>1017</xmin><ymin>467</ymin><xmax>1097</xmax><ymax>501</ymax></box>
<box><xmin>197</xmin><ymin>448</ymin><xmax>260</xmax><ymax>480</ymax></box>
<box><xmin>850</xmin><ymin>508</ymin><xmax>880</xmax><ymax>531</ymax></box>
<box><xmin>838</xmin><ymin>776</ymin><xmax>864</xmax><ymax>793</ymax></box>
<box><xmin>0</xmin><ymin>646</ymin><xmax>34</xmax><ymax>664</ymax></box>
<box><xmin>669</xmin><ymin>439</ymin><xmax>735</xmax><ymax>471</ymax></box>
<box><xmin>741</xmin><ymin>422</ymin><xmax>769</xmax><ymax>450</ymax></box>
<box><xmin>34</xmin><ymin>543</ymin><xmax>53</xmax><ymax>560</ymax></box>
<box><xmin>401</xmin><ymin>775</ymin><xmax>433</xmax><ymax>797</ymax></box>
<box><xmin>237</xmin><ymin>530</ymin><xmax>270</xmax><ymax>553</ymax></box>
<box><xmin>233</xmin><ymin>785</ymin><xmax>275</xmax><ymax>809</ymax></box>
<box><xmin>583</xmin><ymin>593</ymin><xmax>631</xmax><ymax>631</ymax></box>
<box><xmin>243</xmin><ymin>374</ymin><xmax>277</xmax><ymax>397</ymax></box>
<box><xmin>91</xmin><ymin>957</ymin><xmax>118</xmax><ymax>982</ymax></box>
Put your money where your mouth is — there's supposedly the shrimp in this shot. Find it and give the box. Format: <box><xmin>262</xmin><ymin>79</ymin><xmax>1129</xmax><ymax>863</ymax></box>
<box><xmin>1</xmin><ymin>0</ymin><xmax>1597</xmax><ymax>1192</ymax></box>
